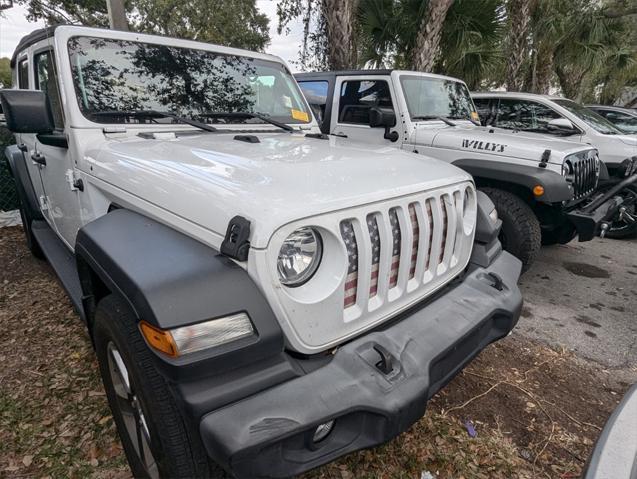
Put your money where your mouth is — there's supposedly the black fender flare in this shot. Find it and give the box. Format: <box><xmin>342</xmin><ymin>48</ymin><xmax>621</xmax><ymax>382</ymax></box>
<box><xmin>4</xmin><ymin>145</ymin><xmax>43</xmax><ymax>219</ymax></box>
<box><xmin>452</xmin><ymin>158</ymin><xmax>573</xmax><ymax>203</ymax></box>
<box><xmin>75</xmin><ymin>209</ymin><xmax>284</xmax><ymax>370</ymax></box>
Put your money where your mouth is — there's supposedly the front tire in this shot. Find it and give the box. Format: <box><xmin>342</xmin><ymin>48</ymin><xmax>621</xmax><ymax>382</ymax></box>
<box><xmin>93</xmin><ymin>295</ymin><xmax>221</xmax><ymax>478</ymax></box>
<box><xmin>480</xmin><ymin>187</ymin><xmax>541</xmax><ymax>272</ymax></box>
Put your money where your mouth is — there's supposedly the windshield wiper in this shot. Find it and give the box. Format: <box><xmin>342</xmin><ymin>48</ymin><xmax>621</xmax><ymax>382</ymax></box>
<box><xmin>199</xmin><ymin>111</ymin><xmax>294</xmax><ymax>132</ymax></box>
<box><xmin>411</xmin><ymin>115</ymin><xmax>457</xmax><ymax>127</ymax></box>
<box><xmin>90</xmin><ymin>110</ymin><xmax>217</xmax><ymax>132</ymax></box>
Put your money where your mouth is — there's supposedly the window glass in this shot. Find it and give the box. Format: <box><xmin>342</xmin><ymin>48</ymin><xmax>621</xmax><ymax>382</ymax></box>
<box><xmin>601</xmin><ymin>111</ymin><xmax>637</xmax><ymax>134</ymax></box>
<box><xmin>298</xmin><ymin>80</ymin><xmax>328</xmax><ymax>123</ymax></box>
<box><xmin>34</xmin><ymin>51</ymin><xmax>64</xmax><ymax>128</ymax></box>
<box><xmin>67</xmin><ymin>36</ymin><xmax>311</xmax><ymax>125</ymax></box>
<box><xmin>18</xmin><ymin>59</ymin><xmax>29</xmax><ymax>89</ymax></box>
<box><xmin>495</xmin><ymin>99</ymin><xmax>560</xmax><ymax>133</ymax></box>
<box><xmin>338</xmin><ymin>80</ymin><xmax>393</xmax><ymax>125</ymax></box>
<box><xmin>399</xmin><ymin>75</ymin><xmax>475</xmax><ymax>121</ymax></box>
<box><xmin>553</xmin><ymin>99</ymin><xmax>622</xmax><ymax>135</ymax></box>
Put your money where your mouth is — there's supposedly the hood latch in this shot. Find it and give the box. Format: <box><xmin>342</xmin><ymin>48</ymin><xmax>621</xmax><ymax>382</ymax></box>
<box><xmin>220</xmin><ymin>216</ymin><xmax>251</xmax><ymax>261</ymax></box>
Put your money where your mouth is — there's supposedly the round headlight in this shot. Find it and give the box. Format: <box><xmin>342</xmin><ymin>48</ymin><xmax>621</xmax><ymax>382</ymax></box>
<box><xmin>277</xmin><ymin>228</ymin><xmax>322</xmax><ymax>286</ymax></box>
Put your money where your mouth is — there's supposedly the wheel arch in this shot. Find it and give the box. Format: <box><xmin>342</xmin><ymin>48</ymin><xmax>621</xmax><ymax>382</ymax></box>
<box><xmin>452</xmin><ymin>158</ymin><xmax>573</xmax><ymax>204</ymax></box>
<box><xmin>75</xmin><ymin>208</ymin><xmax>284</xmax><ymax>368</ymax></box>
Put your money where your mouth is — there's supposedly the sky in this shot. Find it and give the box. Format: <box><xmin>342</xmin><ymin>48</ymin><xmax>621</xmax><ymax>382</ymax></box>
<box><xmin>0</xmin><ymin>0</ymin><xmax>304</xmax><ymax>68</ymax></box>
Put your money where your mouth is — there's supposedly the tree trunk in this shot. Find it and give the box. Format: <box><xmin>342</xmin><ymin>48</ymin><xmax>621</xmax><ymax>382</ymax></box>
<box><xmin>106</xmin><ymin>0</ymin><xmax>128</xmax><ymax>30</ymax></box>
<box><xmin>323</xmin><ymin>0</ymin><xmax>359</xmax><ymax>70</ymax></box>
<box><xmin>411</xmin><ymin>0</ymin><xmax>455</xmax><ymax>72</ymax></box>
<box><xmin>505</xmin><ymin>0</ymin><xmax>531</xmax><ymax>91</ymax></box>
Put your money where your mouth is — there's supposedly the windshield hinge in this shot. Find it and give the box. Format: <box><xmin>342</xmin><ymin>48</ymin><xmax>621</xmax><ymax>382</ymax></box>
<box><xmin>220</xmin><ymin>216</ymin><xmax>251</xmax><ymax>261</ymax></box>
<box><xmin>103</xmin><ymin>126</ymin><xmax>127</xmax><ymax>134</ymax></box>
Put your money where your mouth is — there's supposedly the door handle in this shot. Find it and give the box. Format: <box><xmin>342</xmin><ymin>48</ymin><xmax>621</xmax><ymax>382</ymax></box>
<box><xmin>31</xmin><ymin>152</ymin><xmax>46</xmax><ymax>166</ymax></box>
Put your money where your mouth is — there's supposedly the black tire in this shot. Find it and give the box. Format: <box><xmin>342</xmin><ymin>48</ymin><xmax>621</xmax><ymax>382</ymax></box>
<box><xmin>480</xmin><ymin>187</ymin><xmax>541</xmax><ymax>272</ymax></box>
<box><xmin>93</xmin><ymin>295</ymin><xmax>224</xmax><ymax>479</ymax></box>
<box><xmin>605</xmin><ymin>184</ymin><xmax>637</xmax><ymax>239</ymax></box>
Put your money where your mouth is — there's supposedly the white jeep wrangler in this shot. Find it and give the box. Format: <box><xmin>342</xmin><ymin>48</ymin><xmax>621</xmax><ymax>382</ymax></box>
<box><xmin>296</xmin><ymin>70</ymin><xmax>632</xmax><ymax>270</ymax></box>
<box><xmin>2</xmin><ymin>26</ymin><xmax>522</xmax><ymax>478</ymax></box>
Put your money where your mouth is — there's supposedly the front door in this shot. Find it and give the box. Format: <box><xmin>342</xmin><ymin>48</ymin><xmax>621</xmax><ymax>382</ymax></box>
<box><xmin>31</xmin><ymin>48</ymin><xmax>82</xmax><ymax>249</ymax></box>
<box><xmin>329</xmin><ymin>76</ymin><xmax>400</xmax><ymax>146</ymax></box>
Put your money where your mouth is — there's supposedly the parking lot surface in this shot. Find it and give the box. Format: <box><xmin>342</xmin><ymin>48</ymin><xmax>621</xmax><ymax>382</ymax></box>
<box><xmin>520</xmin><ymin>236</ymin><xmax>637</xmax><ymax>370</ymax></box>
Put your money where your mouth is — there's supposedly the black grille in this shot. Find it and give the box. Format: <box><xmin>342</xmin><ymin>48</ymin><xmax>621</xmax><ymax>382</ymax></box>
<box><xmin>566</xmin><ymin>152</ymin><xmax>599</xmax><ymax>201</ymax></box>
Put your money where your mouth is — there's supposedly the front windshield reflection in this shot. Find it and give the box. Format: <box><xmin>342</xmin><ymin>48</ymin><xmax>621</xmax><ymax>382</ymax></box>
<box><xmin>400</xmin><ymin>75</ymin><xmax>475</xmax><ymax>121</ymax></box>
<box><xmin>67</xmin><ymin>36</ymin><xmax>311</xmax><ymax>125</ymax></box>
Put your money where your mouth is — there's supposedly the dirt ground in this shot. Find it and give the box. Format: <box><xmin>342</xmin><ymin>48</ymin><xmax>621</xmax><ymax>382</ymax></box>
<box><xmin>1</xmin><ymin>225</ymin><xmax>635</xmax><ymax>479</ymax></box>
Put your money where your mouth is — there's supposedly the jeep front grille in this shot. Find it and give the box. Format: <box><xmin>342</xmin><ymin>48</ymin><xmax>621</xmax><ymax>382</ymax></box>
<box><xmin>339</xmin><ymin>187</ymin><xmax>473</xmax><ymax>314</ymax></box>
<box><xmin>566</xmin><ymin>152</ymin><xmax>599</xmax><ymax>201</ymax></box>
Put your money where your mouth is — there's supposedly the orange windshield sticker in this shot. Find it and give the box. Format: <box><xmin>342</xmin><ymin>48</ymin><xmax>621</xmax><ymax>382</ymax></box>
<box><xmin>291</xmin><ymin>109</ymin><xmax>309</xmax><ymax>122</ymax></box>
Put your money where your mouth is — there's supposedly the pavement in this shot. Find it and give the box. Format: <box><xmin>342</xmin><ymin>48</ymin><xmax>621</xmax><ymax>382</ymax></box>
<box><xmin>518</xmin><ymin>235</ymin><xmax>637</xmax><ymax>370</ymax></box>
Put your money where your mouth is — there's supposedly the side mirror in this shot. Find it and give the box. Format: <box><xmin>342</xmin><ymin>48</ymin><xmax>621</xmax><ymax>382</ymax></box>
<box><xmin>0</xmin><ymin>89</ymin><xmax>67</xmax><ymax>148</ymax></box>
<box><xmin>547</xmin><ymin>118</ymin><xmax>579</xmax><ymax>135</ymax></box>
<box><xmin>369</xmin><ymin>106</ymin><xmax>399</xmax><ymax>142</ymax></box>
<box><xmin>0</xmin><ymin>89</ymin><xmax>54</xmax><ymax>134</ymax></box>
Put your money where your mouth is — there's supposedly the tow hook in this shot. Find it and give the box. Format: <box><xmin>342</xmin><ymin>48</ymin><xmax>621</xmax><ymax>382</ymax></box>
<box><xmin>485</xmin><ymin>272</ymin><xmax>504</xmax><ymax>291</ymax></box>
<box><xmin>599</xmin><ymin>222</ymin><xmax>610</xmax><ymax>238</ymax></box>
<box><xmin>618</xmin><ymin>206</ymin><xmax>635</xmax><ymax>224</ymax></box>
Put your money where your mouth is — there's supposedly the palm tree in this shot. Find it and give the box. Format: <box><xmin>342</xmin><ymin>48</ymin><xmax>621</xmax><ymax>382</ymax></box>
<box><xmin>412</xmin><ymin>0</ymin><xmax>455</xmax><ymax>71</ymax></box>
<box><xmin>504</xmin><ymin>0</ymin><xmax>531</xmax><ymax>90</ymax></box>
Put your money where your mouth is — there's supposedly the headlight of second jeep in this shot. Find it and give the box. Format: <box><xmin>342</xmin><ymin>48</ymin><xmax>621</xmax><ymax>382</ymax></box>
<box><xmin>561</xmin><ymin>160</ymin><xmax>574</xmax><ymax>182</ymax></box>
<box><xmin>277</xmin><ymin>227</ymin><xmax>323</xmax><ymax>286</ymax></box>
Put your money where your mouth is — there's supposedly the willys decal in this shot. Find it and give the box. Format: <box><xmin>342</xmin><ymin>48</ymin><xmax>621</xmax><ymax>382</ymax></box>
<box><xmin>462</xmin><ymin>139</ymin><xmax>507</xmax><ymax>153</ymax></box>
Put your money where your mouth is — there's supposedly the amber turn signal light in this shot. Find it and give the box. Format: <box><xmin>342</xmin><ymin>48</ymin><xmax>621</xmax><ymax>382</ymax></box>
<box><xmin>533</xmin><ymin>185</ymin><xmax>545</xmax><ymax>197</ymax></box>
<box><xmin>140</xmin><ymin>321</ymin><xmax>178</xmax><ymax>357</ymax></box>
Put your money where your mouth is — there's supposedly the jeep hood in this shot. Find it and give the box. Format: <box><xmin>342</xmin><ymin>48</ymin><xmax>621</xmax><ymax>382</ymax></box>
<box><xmin>89</xmin><ymin>131</ymin><xmax>470</xmax><ymax>249</ymax></box>
<box><xmin>420</xmin><ymin>124</ymin><xmax>592</xmax><ymax>165</ymax></box>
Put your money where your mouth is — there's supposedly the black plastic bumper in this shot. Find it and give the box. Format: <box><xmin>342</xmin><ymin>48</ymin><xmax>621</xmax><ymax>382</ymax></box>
<box><xmin>199</xmin><ymin>251</ymin><xmax>523</xmax><ymax>478</ymax></box>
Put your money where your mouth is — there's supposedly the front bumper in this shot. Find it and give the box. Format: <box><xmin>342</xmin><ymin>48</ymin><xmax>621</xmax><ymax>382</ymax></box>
<box><xmin>567</xmin><ymin>172</ymin><xmax>637</xmax><ymax>241</ymax></box>
<box><xmin>199</xmin><ymin>250</ymin><xmax>522</xmax><ymax>478</ymax></box>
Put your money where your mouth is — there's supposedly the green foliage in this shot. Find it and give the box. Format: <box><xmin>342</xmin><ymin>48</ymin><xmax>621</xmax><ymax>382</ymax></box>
<box><xmin>131</xmin><ymin>0</ymin><xmax>270</xmax><ymax>51</ymax></box>
<box><xmin>16</xmin><ymin>0</ymin><xmax>109</xmax><ymax>26</ymax></box>
<box><xmin>0</xmin><ymin>57</ymin><xmax>11</xmax><ymax>88</ymax></box>
<box><xmin>16</xmin><ymin>0</ymin><xmax>270</xmax><ymax>52</ymax></box>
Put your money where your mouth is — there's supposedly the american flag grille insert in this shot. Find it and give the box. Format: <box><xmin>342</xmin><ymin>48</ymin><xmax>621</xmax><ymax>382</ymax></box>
<box><xmin>408</xmin><ymin>203</ymin><xmax>419</xmax><ymax>279</ymax></box>
<box><xmin>389</xmin><ymin>208</ymin><xmax>401</xmax><ymax>288</ymax></box>
<box><xmin>367</xmin><ymin>214</ymin><xmax>381</xmax><ymax>297</ymax></box>
<box><xmin>340</xmin><ymin>220</ymin><xmax>358</xmax><ymax>308</ymax></box>
<box><xmin>339</xmin><ymin>186</ymin><xmax>474</xmax><ymax>312</ymax></box>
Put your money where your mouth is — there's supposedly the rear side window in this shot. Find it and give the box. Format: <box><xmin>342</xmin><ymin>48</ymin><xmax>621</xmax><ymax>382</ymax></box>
<box><xmin>18</xmin><ymin>58</ymin><xmax>29</xmax><ymax>89</ymax></box>
<box><xmin>338</xmin><ymin>80</ymin><xmax>393</xmax><ymax>125</ymax></box>
<box><xmin>298</xmin><ymin>80</ymin><xmax>328</xmax><ymax>123</ymax></box>
<box><xmin>34</xmin><ymin>50</ymin><xmax>64</xmax><ymax>129</ymax></box>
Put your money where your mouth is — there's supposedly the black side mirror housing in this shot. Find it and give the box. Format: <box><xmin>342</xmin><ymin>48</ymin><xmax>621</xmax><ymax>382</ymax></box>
<box><xmin>369</xmin><ymin>106</ymin><xmax>399</xmax><ymax>142</ymax></box>
<box><xmin>0</xmin><ymin>89</ymin><xmax>68</xmax><ymax>148</ymax></box>
<box><xmin>0</xmin><ymin>89</ymin><xmax>54</xmax><ymax>134</ymax></box>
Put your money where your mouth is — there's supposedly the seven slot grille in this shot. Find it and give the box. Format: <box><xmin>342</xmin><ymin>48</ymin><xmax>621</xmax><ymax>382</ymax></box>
<box><xmin>340</xmin><ymin>192</ymin><xmax>466</xmax><ymax>310</ymax></box>
<box><xmin>568</xmin><ymin>152</ymin><xmax>599</xmax><ymax>200</ymax></box>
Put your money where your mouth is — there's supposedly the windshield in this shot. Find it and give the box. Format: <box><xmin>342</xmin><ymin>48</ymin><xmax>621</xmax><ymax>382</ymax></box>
<box><xmin>67</xmin><ymin>36</ymin><xmax>311</xmax><ymax>125</ymax></box>
<box><xmin>399</xmin><ymin>75</ymin><xmax>477</xmax><ymax>121</ymax></box>
<box><xmin>553</xmin><ymin>99</ymin><xmax>622</xmax><ymax>135</ymax></box>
